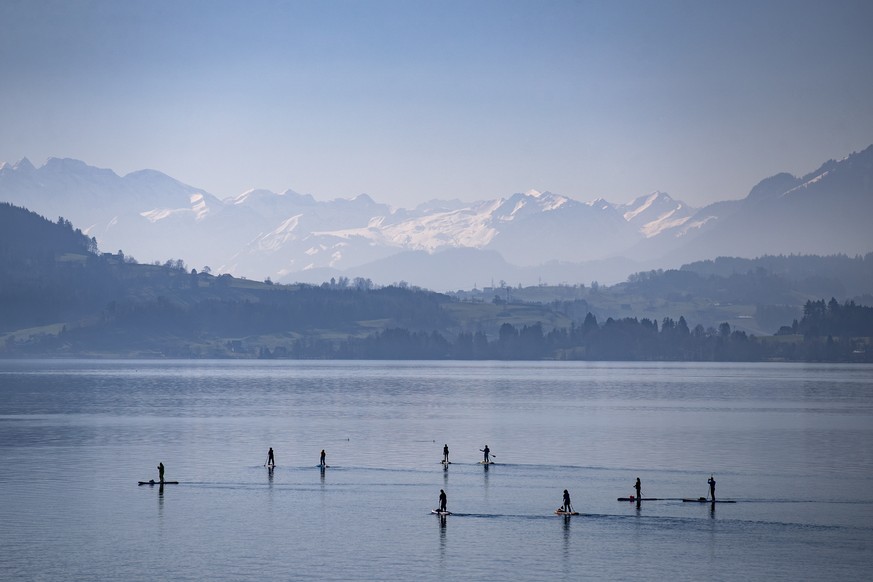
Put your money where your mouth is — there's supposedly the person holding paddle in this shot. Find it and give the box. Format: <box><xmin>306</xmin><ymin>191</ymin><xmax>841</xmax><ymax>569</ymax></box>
<box><xmin>480</xmin><ymin>444</ymin><xmax>491</xmax><ymax>463</ymax></box>
<box><xmin>708</xmin><ymin>474</ymin><xmax>716</xmax><ymax>501</ymax></box>
<box><xmin>634</xmin><ymin>477</ymin><xmax>642</xmax><ymax>500</ymax></box>
<box><xmin>439</xmin><ymin>489</ymin><xmax>447</xmax><ymax>512</ymax></box>
<box><xmin>562</xmin><ymin>489</ymin><xmax>572</xmax><ymax>512</ymax></box>
<box><xmin>443</xmin><ymin>444</ymin><xmax>449</xmax><ymax>464</ymax></box>
<box><xmin>157</xmin><ymin>462</ymin><xmax>165</xmax><ymax>483</ymax></box>
<box><xmin>266</xmin><ymin>447</ymin><xmax>275</xmax><ymax>467</ymax></box>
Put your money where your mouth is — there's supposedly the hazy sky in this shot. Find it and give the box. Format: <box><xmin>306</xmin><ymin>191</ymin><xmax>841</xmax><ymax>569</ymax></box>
<box><xmin>1</xmin><ymin>0</ymin><xmax>871</xmax><ymax>208</ymax></box>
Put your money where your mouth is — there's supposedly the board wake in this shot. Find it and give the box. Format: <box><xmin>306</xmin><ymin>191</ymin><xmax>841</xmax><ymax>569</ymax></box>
<box><xmin>138</xmin><ymin>480</ymin><xmax>179</xmax><ymax>485</ymax></box>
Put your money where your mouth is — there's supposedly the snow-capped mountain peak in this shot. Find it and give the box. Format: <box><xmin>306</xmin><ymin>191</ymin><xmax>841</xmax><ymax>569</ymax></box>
<box><xmin>12</xmin><ymin>157</ymin><xmax>35</xmax><ymax>172</ymax></box>
<box><xmin>781</xmin><ymin>170</ymin><xmax>830</xmax><ymax>198</ymax></box>
<box><xmin>1</xmin><ymin>145</ymin><xmax>870</xmax><ymax>290</ymax></box>
<box><xmin>587</xmin><ymin>198</ymin><xmax>613</xmax><ymax>211</ymax></box>
<box><xmin>616</xmin><ymin>191</ymin><xmax>697</xmax><ymax>238</ymax></box>
<box><xmin>230</xmin><ymin>188</ymin><xmax>276</xmax><ymax>205</ymax></box>
<box><xmin>622</xmin><ymin>191</ymin><xmax>668</xmax><ymax>221</ymax></box>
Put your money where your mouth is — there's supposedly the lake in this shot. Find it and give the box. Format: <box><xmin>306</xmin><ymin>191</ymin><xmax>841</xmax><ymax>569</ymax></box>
<box><xmin>0</xmin><ymin>360</ymin><xmax>871</xmax><ymax>580</ymax></box>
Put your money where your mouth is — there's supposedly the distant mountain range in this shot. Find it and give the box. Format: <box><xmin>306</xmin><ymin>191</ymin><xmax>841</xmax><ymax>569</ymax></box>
<box><xmin>1</xmin><ymin>145</ymin><xmax>871</xmax><ymax>291</ymax></box>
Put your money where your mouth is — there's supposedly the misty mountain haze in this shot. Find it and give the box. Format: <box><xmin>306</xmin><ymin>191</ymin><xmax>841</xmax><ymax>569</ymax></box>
<box><xmin>3</xmin><ymin>200</ymin><xmax>872</xmax><ymax>361</ymax></box>
<box><xmin>1</xmin><ymin>145</ymin><xmax>871</xmax><ymax>291</ymax></box>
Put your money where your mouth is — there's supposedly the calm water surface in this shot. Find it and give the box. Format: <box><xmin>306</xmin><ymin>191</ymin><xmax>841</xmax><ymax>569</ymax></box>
<box><xmin>0</xmin><ymin>360</ymin><xmax>871</xmax><ymax>581</ymax></box>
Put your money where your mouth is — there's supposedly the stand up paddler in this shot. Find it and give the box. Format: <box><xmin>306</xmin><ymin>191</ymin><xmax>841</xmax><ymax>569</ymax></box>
<box><xmin>562</xmin><ymin>489</ymin><xmax>572</xmax><ymax>512</ymax></box>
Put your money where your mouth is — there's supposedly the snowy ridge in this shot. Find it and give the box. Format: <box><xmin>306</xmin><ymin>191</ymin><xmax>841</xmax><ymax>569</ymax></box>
<box><xmin>676</xmin><ymin>215</ymin><xmax>717</xmax><ymax>236</ymax></box>
<box><xmin>256</xmin><ymin>214</ymin><xmax>304</xmax><ymax>251</ymax></box>
<box><xmin>190</xmin><ymin>194</ymin><xmax>209</xmax><ymax>220</ymax></box>
<box><xmin>622</xmin><ymin>192</ymin><xmax>662</xmax><ymax>221</ymax></box>
<box><xmin>1</xmin><ymin>144</ymin><xmax>871</xmax><ymax>290</ymax></box>
<box><xmin>383</xmin><ymin>202</ymin><xmax>501</xmax><ymax>249</ymax></box>
<box><xmin>616</xmin><ymin>191</ymin><xmax>697</xmax><ymax>239</ymax></box>
<box><xmin>781</xmin><ymin>170</ymin><xmax>830</xmax><ymax>198</ymax></box>
<box><xmin>306</xmin><ymin>200</ymin><xmax>502</xmax><ymax>252</ymax></box>
<box><xmin>638</xmin><ymin>207</ymin><xmax>693</xmax><ymax>237</ymax></box>
<box><xmin>140</xmin><ymin>208</ymin><xmax>174</xmax><ymax>223</ymax></box>
<box><xmin>139</xmin><ymin>192</ymin><xmax>211</xmax><ymax>223</ymax></box>
<box><xmin>231</xmin><ymin>188</ymin><xmax>271</xmax><ymax>205</ymax></box>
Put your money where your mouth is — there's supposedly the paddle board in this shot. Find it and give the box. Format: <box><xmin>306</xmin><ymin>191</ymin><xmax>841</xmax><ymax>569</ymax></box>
<box><xmin>440</xmin><ymin>460</ymin><xmax>452</xmax><ymax>464</ymax></box>
<box><xmin>479</xmin><ymin>460</ymin><xmax>495</xmax><ymax>465</ymax></box>
<box><xmin>682</xmin><ymin>497</ymin><xmax>736</xmax><ymax>503</ymax></box>
<box><xmin>138</xmin><ymin>480</ymin><xmax>179</xmax><ymax>485</ymax></box>
<box><xmin>318</xmin><ymin>464</ymin><xmax>330</xmax><ymax>469</ymax></box>
<box><xmin>432</xmin><ymin>509</ymin><xmax>452</xmax><ymax>515</ymax></box>
<box><xmin>554</xmin><ymin>509</ymin><xmax>579</xmax><ymax>515</ymax></box>
<box><xmin>617</xmin><ymin>497</ymin><xmax>663</xmax><ymax>501</ymax></box>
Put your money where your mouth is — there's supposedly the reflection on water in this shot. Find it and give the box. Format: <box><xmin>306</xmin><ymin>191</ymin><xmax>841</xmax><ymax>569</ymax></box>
<box><xmin>0</xmin><ymin>360</ymin><xmax>871</xmax><ymax>581</ymax></box>
<box><xmin>561</xmin><ymin>515</ymin><xmax>571</xmax><ymax>561</ymax></box>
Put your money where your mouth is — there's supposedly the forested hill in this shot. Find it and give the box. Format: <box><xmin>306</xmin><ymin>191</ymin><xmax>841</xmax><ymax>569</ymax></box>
<box><xmin>0</xmin><ymin>202</ymin><xmax>98</xmax><ymax>257</ymax></box>
<box><xmin>1</xmin><ymin>203</ymin><xmax>108</xmax><ymax>329</ymax></box>
<box><xmin>680</xmin><ymin>254</ymin><xmax>873</xmax><ymax>298</ymax></box>
<box><xmin>0</xmin><ymin>203</ymin><xmax>457</xmax><ymax>354</ymax></box>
